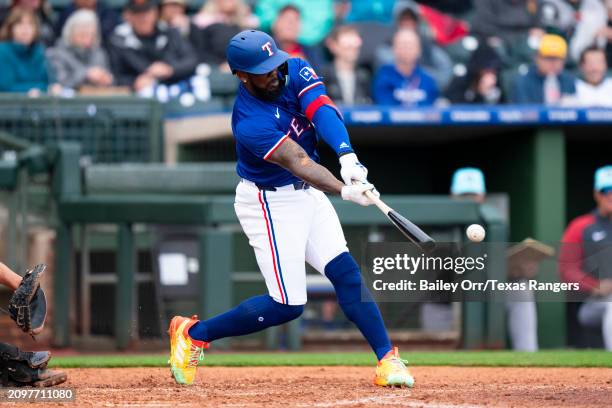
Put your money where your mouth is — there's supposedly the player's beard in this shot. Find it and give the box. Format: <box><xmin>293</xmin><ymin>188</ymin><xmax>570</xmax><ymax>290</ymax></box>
<box><xmin>251</xmin><ymin>77</ymin><xmax>285</xmax><ymax>101</ymax></box>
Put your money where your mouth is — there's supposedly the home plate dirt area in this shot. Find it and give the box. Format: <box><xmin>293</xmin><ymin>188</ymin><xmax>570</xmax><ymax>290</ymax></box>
<box><xmin>41</xmin><ymin>366</ymin><xmax>611</xmax><ymax>408</ymax></box>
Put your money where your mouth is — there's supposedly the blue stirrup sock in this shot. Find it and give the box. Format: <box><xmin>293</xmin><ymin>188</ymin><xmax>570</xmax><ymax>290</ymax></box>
<box><xmin>188</xmin><ymin>295</ymin><xmax>303</xmax><ymax>342</ymax></box>
<box><xmin>325</xmin><ymin>252</ymin><xmax>392</xmax><ymax>360</ymax></box>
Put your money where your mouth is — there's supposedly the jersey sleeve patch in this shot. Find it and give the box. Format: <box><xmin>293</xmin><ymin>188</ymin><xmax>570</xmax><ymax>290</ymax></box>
<box><xmin>299</xmin><ymin>66</ymin><xmax>319</xmax><ymax>82</ymax></box>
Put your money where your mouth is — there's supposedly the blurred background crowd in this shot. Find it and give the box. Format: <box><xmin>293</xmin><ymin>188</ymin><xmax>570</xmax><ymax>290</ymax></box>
<box><xmin>0</xmin><ymin>0</ymin><xmax>612</xmax><ymax>106</ymax></box>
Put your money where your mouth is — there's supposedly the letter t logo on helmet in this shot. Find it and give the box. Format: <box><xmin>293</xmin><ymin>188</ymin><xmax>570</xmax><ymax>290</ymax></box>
<box><xmin>262</xmin><ymin>41</ymin><xmax>274</xmax><ymax>57</ymax></box>
<box><xmin>227</xmin><ymin>30</ymin><xmax>290</xmax><ymax>74</ymax></box>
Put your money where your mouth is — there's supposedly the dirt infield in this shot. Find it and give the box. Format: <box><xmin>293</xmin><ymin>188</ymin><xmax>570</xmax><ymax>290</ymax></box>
<box><xmin>40</xmin><ymin>366</ymin><xmax>611</xmax><ymax>408</ymax></box>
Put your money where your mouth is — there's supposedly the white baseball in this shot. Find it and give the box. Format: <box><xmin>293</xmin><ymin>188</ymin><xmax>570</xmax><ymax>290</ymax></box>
<box><xmin>466</xmin><ymin>224</ymin><xmax>486</xmax><ymax>242</ymax></box>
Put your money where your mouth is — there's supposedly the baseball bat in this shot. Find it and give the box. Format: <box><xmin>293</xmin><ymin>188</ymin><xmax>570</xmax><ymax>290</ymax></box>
<box><xmin>364</xmin><ymin>189</ymin><xmax>436</xmax><ymax>252</ymax></box>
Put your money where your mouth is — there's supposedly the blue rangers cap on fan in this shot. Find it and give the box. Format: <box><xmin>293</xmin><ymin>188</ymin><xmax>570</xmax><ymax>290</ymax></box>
<box><xmin>226</xmin><ymin>30</ymin><xmax>290</xmax><ymax>75</ymax></box>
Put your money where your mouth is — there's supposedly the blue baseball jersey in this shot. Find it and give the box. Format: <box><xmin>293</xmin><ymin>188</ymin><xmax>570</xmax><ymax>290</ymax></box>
<box><xmin>373</xmin><ymin>64</ymin><xmax>439</xmax><ymax>106</ymax></box>
<box><xmin>232</xmin><ymin>58</ymin><xmax>339</xmax><ymax>187</ymax></box>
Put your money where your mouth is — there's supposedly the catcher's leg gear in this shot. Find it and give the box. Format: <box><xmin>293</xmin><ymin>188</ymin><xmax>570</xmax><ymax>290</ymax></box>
<box><xmin>0</xmin><ymin>343</ymin><xmax>66</xmax><ymax>387</ymax></box>
<box><xmin>168</xmin><ymin>315</ymin><xmax>208</xmax><ymax>385</ymax></box>
<box><xmin>374</xmin><ymin>347</ymin><xmax>415</xmax><ymax>388</ymax></box>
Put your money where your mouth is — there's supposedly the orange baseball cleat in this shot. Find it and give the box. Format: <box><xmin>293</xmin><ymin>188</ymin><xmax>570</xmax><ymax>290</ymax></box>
<box><xmin>373</xmin><ymin>347</ymin><xmax>415</xmax><ymax>388</ymax></box>
<box><xmin>167</xmin><ymin>315</ymin><xmax>209</xmax><ymax>385</ymax></box>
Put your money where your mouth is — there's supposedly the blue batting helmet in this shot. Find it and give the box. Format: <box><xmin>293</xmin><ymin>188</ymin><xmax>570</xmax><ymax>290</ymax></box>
<box><xmin>226</xmin><ymin>30</ymin><xmax>290</xmax><ymax>74</ymax></box>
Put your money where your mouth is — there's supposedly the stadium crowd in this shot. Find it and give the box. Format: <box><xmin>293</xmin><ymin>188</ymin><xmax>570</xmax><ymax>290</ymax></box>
<box><xmin>0</xmin><ymin>0</ymin><xmax>611</xmax><ymax>106</ymax></box>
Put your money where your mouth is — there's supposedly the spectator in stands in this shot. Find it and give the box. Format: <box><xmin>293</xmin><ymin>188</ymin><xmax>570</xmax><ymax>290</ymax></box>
<box><xmin>54</xmin><ymin>0</ymin><xmax>120</xmax><ymax>41</ymax></box>
<box><xmin>511</xmin><ymin>34</ymin><xmax>576</xmax><ymax>104</ymax></box>
<box><xmin>446</xmin><ymin>43</ymin><xmax>504</xmax><ymax>104</ymax></box>
<box><xmin>159</xmin><ymin>0</ymin><xmax>190</xmax><ymax>37</ymax></box>
<box><xmin>375</xmin><ymin>4</ymin><xmax>453</xmax><ymax>91</ymax></box>
<box><xmin>107</xmin><ymin>0</ymin><xmax>197</xmax><ymax>97</ymax></box>
<box><xmin>47</xmin><ymin>10</ymin><xmax>113</xmax><ymax>92</ymax></box>
<box><xmin>191</xmin><ymin>0</ymin><xmax>257</xmax><ymax>71</ymax></box>
<box><xmin>559</xmin><ymin>165</ymin><xmax>612</xmax><ymax>351</ymax></box>
<box><xmin>255</xmin><ymin>0</ymin><xmax>334</xmax><ymax>46</ymax></box>
<box><xmin>0</xmin><ymin>0</ymin><xmax>55</xmax><ymax>46</ymax></box>
<box><xmin>372</xmin><ymin>29</ymin><xmax>439</xmax><ymax>106</ymax></box>
<box><xmin>569</xmin><ymin>0</ymin><xmax>607</xmax><ymax>63</ymax></box>
<box><xmin>575</xmin><ymin>46</ymin><xmax>612</xmax><ymax>107</ymax></box>
<box><xmin>322</xmin><ymin>25</ymin><xmax>371</xmax><ymax>105</ymax></box>
<box><xmin>271</xmin><ymin>5</ymin><xmax>324</xmax><ymax>70</ymax></box>
<box><xmin>0</xmin><ymin>8</ymin><xmax>53</xmax><ymax>95</ymax></box>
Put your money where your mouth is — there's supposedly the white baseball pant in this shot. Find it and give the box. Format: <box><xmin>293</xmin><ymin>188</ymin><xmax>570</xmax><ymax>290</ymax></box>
<box><xmin>234</xmin><ymin>179</ymin><xmax>348</xmax><ymax>305</ymax></box>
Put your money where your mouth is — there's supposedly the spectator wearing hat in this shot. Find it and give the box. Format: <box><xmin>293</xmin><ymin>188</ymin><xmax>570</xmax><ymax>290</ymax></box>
<box><xmin>575</xmin><ymin>46</ymin><xmax>612</xmax><ymax>107</ymax></box>
<box><xmin>372</xmin><ymin>28</ymin><xmax>439</xmax><ymax>106</ymax></box>
<box><xmin>107</xmin><ymin>0</ymin><xmax>197</xmax><ymax>96</ymax></box>
<box><xmin>54</xmin><ymin>0</ymin><xmax>120</xmax><ymax>41</ymax></box>
<box><xmin>159</xmin><ymin>0</ymin><xmax>189</xmax><ymax>37</ymax></box>
<box><xmin>446</xmin><ymin>43</ymin><xmax>504</xmax><ymax>105</ymax></box>
<box><xmin>322</xmin><ymin>25</ymin><xmax>371</xmax><ymax>106</ymax></box>
<box><xmin>47</xmin><ymin>9</ymin><xmax>113</xmax><ymax>91</ymax></box>
<box><xmin>511</xmin><ymin>34</ymin><xmax>576</xmax><ymax>104</ymax></box>
<box><xmin>559</xmin><ymin>166</ymin><xmax>612</xmax><ymax>351</ymax></box>
<box><xmin>451</xmin><ymin>167</ymin><xmax>541</xmax><ymax>351</ymax></box>
<box><xmin>0</xmin><ymin>7</ymin><xmax>55</xmax><ymax>95</ymax></box>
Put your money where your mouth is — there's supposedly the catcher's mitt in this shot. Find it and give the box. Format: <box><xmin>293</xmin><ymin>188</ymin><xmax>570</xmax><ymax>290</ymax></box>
<box><xmin>7</xmin><ymin>264</ymin><xmax>48</xmax><ymax>336</ymax></box>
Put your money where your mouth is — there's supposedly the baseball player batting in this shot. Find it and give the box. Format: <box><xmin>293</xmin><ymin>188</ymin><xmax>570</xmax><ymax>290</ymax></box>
<box><xmin>168</xmin><ymin>30</ymin><xmax>414</xmax><ymax>388</ymax></box>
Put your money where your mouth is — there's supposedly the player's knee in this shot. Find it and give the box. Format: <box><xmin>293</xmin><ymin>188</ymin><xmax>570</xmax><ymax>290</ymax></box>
<box><xmin>276</xmin><ymin>302</ymin><xmax>305</xmax><ymax>322</ymax></box>
<box><xmin>324</xmin><ymin>252</ymin><xmax>363</xmax><ymax>304</ymax></box>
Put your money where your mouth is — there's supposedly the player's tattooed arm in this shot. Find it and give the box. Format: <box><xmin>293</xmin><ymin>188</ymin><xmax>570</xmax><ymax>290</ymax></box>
<box><xmin>267</xmin><ymin>138</ymin><xmax>344</xmax><ymax>194</ymax></box>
